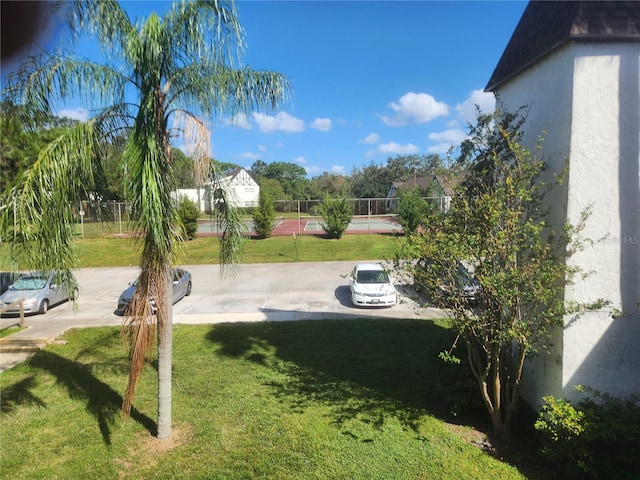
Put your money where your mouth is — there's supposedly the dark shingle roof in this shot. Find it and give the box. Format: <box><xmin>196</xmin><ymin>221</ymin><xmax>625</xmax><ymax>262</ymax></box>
<box><xmin>486</xmin><ymin>1</ymin><xmax>640</xmax><ymax>92</ymax></box>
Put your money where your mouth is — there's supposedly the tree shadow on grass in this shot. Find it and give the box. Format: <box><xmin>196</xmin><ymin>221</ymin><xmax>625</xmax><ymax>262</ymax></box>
<box><xmin>2</xmin><ymin>345</ymin><xmax>156</xmax><ymax>445</ymax></box>
<box><xmin>207</xmin><ymin>318</ymin><xmax>462</xmax><ymax>429</ymax></box>
<box><xmin>205</xmin><ymin>317</ymin><xmax>553</xmax><ymax>479</ymax></box>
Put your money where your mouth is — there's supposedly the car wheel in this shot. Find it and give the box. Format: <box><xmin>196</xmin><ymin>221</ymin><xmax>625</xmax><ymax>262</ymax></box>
<box><xmin>185</xmin><ymin>281</ymin><xmax>192</xmax><ymax>296</ymax></box>
<box><xmin>39</xmin><ymin>299</ymin><xmax>49</xmax><ymax>314</ymax></box>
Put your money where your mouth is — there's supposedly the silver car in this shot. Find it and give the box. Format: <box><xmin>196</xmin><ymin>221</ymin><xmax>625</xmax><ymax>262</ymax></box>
<box><xmin>115</xmin><ymin>267</ymin><xmax>192</xmax><ymax>316</ymax></box>
<box><xmin>0</xmin><ymin>271</ymin><xmax>71</xmax><ymax>315</ymax></box>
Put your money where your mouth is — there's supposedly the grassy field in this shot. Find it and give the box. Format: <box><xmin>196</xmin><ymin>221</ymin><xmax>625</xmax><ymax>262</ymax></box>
<box><xmin>2</xmin><ymin>231</ymin><xmax>401</xmax><ymax>269</ymax></box>
<box><xmin>0</xmin><ymin>319</ymin><xmax>550</xmax><ymax>479</ymax></box>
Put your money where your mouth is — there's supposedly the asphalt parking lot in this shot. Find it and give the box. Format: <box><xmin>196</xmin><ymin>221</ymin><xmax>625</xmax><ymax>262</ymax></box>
<box><xmin>1</xmin><ymin>261</ymin><xmax>441</xmax><ymax>327</ymax></box>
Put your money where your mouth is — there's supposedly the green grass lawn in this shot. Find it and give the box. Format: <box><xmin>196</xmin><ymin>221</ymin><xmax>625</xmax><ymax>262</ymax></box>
<box><xmin>29</xmin><ymin>233</ymin><xmax>401</xmax><ymax>268</ymax></box>
<box><xmin>0</xmin><ymin>319</ymin><xmax>548</xmax><ymax>479</ymax></box>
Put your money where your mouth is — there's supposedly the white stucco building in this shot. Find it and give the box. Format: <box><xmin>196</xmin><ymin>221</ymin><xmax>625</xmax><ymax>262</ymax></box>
<box><xmin>486</xmin><ymin>1</ymin><xmax>640</xmax><ymax>406</ymax></box>
<box><xmin>175</xmin><ymin>167</ymin><xmax>260</xmax><ymax>213</ymax></box>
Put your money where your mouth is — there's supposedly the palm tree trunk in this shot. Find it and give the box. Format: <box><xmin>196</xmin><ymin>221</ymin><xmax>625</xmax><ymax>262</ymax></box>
<box><xmin>156</xmin><ymin>276</ymin><xmax>173</xmax><ymax>439</ymax></box>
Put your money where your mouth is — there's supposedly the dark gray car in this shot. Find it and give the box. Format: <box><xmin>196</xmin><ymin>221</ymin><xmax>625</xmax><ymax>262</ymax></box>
<box><xmin>115</xmin><ymin>267</ymin><xmax>192</xmax><ymax>316</ymax></box>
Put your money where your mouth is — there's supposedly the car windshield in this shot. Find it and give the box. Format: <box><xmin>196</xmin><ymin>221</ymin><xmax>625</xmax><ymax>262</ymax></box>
<box><xmin>11</xmin><ymin>276</ymin><xmax>47</xmax><ymax>290</ymax></box>
<box><xmin>357</xmin><ymin>270</ymin><xmax>390</xmax><ymax>284</ymax></box>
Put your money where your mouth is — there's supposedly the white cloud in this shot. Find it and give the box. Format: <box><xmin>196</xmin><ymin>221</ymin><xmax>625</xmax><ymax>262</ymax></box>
<box><xmin>237</xmin><ymin>151</ymin><xmax>262</xmax><ymax>161</ymax></box>
<box><xmin>428</xmin><ymin>128</ymin><xmax>468</xmax><ymax>144</ymax></box>
<box><xmin>227</xmin><ymin>112</ymin><xmax>252</xmax><ymax>130</ymax></box>
<box><xmin>253</xmin><ymin>111</ymin><xmax>305</xmax><ymax>133</ymax></box>
<box><xmin>427</xmin><ymin>129</ymin><xmax>469</xmax><ymax>155</ymax></box>
<box><xmin>294</xmin><ymin>156</ymin><xmax>307</xmax><ymax>164</ymax></box>
<box><xmin>427</xmin><ymin>143</ymin><xmax>457</xmax><ymax>155</ymax></box>
<box><xmin>310</xmin><ymin>117</ymin><xmax>332</xmax><ymax>131</ymax></box>
<box><xmin>305</xmin><ymin>165</ymin><xmax>321</xmax><ymax>175</ymax></box>
<box><xmin>258</xmin><ymin>144</ymin><xmax>268</xmax><ymax>152</ymax></box>
<box><xmin>381</xmin><ymin>92</ymin><xmax>449</xmax><ymax>126</ymax></box>
<box><xmin>331</xmin><ymin>165</ymin><xmax>345</xmax><ymax>174</ymax></box>
<box><xmin>360</xmin><ymin>133</ymin><xmax>380</xmax><ymax>144</ymax></box>
<box><xmin>58</xmin><ymin>108</ymin><xmax>89</xmax><ymax>122</ymax></box>
<box><xmin>456</xmin><ymin>89</ymin><xmax>495</xmax><ymax>124</ymax></box>
<box><xmin>377</xmin><ymin>142</ymin><xmax>420</xmax><ymax>155</ymax></box>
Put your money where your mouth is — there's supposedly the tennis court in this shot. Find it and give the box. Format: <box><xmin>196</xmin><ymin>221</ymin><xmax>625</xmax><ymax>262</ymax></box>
<box><xmin>301</xmin><ymin>216</ymin><xmax>401</xmax><ymax>233</ymax></box>
<box><xmin>197</xmin><ymin>215</ymin><xmax>402</xmax><ymax>236</ymax></box>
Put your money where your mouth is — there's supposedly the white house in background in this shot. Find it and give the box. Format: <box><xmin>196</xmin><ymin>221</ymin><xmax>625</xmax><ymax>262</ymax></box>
<box><xmin>174</xmin><ymin>167</ymin><xmax>260</xmax><ymax>213</ymax></box>
<box><xmin>207</xmin><ymin>167</ymin><xmax>260</xmax><ymax>209</ymax></box>
<box><xmin>485</xmin><ymin>1</ymin><xmax>639</xmax><ymax>406</ymax></box>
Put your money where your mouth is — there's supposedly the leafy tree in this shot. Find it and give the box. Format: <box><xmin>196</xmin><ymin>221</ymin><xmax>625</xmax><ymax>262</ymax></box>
<box><xmin>0</xmin><ymin>102</ymin><xmax>80</xmax><ymax>192</ymax></box>
<box><xmin>395</xmin><ymin>187</ymin><xmax>431</xmax><ymax>235</ymax></box>
<box><xmin>211</xmin><ymin>158</ymin><xmax>241</xmax><ymax>177</ymax></box>
<box><xmin>349</xmin><ymin>155</ymin><xmax>444</xmax><ymax>200</ymax></box>
<box><xmin>172</xmin><ymin>148</ymin><xmax>196</xmax><ymax>189</ymax></box>
<box><xmin>386</xmin><ymin>154</ymin><xmax>444</xmax><ymax>181</ymax></box>
<box><xmin>307</xmin><ymin>172</ymin><xmax>351</xmax><ymax>199</ymax></box>
<box><xmin>249</xmin><ymin>159</ymin><xmax>268</xmax><ymax>182</ymax></box>
<box><xmin>399</xmin><ymin>108</ymin><xmax>606</xmax><ymax>442</ymax></box>
<box><xmin>349</xmin><ymin>161</ymin><xmax>394</xmax><ymax>198</ymax></box>
<box><xmin>252</xmin><ymin>190</ymin><xmax>276</xmax><ymax>238</ymax></box>
<box><xmin>262</xmin><ymin>161</ymin><xmax>308</xmax><ymax>199</ymax></box>
<box><xmin>1</xmin><ymin>0</ymin><xmax>289</xmax><ymax>439</ymax></box>
<box><xmin>258</xmin><ymin>177</ymin><xmax>286</xmax><ymax>203</ymax></box>
<box><xmin>177</xmin><ymin>196</ymin><xmax>200</xmax><ymax>240</ymax></box>
<box><xmin>318</xmin><ymin>195</ymin><xmax>353</xmax><ymax>239</ymax></box>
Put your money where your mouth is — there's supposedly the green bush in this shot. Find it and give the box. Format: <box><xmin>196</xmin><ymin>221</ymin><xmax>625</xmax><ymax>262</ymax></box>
<box><xmin>177</xmin><ymin>196</ymin><xmax>200</xmax><ymax>240</ymax></box>
<box><xmin>317</xmin><ymin>195</ymin><xmax>353</xmax><ymax>239</ymax></box>
<box><xmin>535</xmin><ymin>388</ymin><xmax>640</xmax><ymax>478</ymax></box>
<box><xmin>396</xmin><ymin>187</ymin><xmax>431</xmax><ymax>235</ymax></box>
<box><xmin>252</xmin><ymin>192</ymin><xmax>276</xmax><ymax>239</ymax></box>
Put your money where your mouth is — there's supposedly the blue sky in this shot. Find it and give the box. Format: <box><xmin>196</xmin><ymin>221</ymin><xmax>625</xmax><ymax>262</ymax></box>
<box><xmin>57</xmin><ymin>0</ymin><xmax>528</xmax><ymax>177</ymax></box>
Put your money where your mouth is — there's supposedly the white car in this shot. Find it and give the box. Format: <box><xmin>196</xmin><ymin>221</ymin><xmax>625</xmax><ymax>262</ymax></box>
<box><xmin>349</xmin><ymin>263</ymin><xmax>397</xmax><ymax>307</ymax></box>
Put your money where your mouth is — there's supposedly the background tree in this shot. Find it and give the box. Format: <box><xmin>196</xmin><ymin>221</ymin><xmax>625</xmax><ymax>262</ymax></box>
<box><xmin>258</xmin><ymin>177</ymin><xmax>287</xmax><ymax>205</ymax></box>
<box><xmin>177</xmin><ymin>196</ymin><xmax>200</xmax><ymax>240</ymax></box>
<box><xmin>318</xmin><ymin>194</ymin><xmax>353</xmax><ymax>239</ymax></box>
<box><xmin>262</xmin><ymin>161</ymin><xmax>308</xmax><ymax>199</ymax></box>
<box><xmin>395</xmin><ymin>187</ymin><xmax>431</xmax><ymax>236</ymax></box>
<box><xmin>0</xmin><ymin>102</ymin><xmax>80</xmax><ymax>192</ymax></box>
<box><xmin>252</xmin><ymin>190</ymin><xmax>276</xmax><ymax>239</ymax></box>
<box><xmin>1</xmin><ymin>0</ymin><xmax>289</xmax><ymax>440</ymax></box>
<box><xmin>249</xmin><ymin>159</ymin><xmax>268</xmax><ymax>183</ymax></box>
<box><xmin>349</xmin><ymin>161</ymin><xmax>394</xmax><ymax>198</ymax></box>
<box><xmin>399</xmin><ymin>108</ymin><xmax>606</xmax><ymax>442</ymax></box>
<box><xmin>172</xmin><ymin>148</ymin><xmax>196</xmax><ymax>189</ymax></box>
<box><xmin>211</xmin><ymin>158</ymin><xmax>241</xmax><ymax>177</ymax></box>
<box><xmin>307</xmin><ymin>172</ymin><xmax>351</xmax><ymax>199</ymax></box>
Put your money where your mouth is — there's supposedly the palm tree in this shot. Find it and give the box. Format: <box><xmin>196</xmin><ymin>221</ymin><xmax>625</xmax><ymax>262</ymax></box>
<box><xmin>1</xmin><ymin>0</ymin><xmax>289</xmax><ymax>439</ymax></box>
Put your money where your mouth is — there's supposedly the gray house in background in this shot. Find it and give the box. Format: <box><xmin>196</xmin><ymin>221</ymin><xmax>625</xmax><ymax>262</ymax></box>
<box><xmin>486</xmin><ymin>1</ymin><xmax>639</xmax><ymax>406</ymax></box>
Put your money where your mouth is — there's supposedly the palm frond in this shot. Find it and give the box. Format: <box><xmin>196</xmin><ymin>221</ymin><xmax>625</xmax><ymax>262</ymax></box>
<box><xmin>3</xmin><ymin>54</ymin><xmax>130</xmax><ymax>128</ymax></box>
<box><xmin>0</xmin><ymin>120</ymin><xmax>102</xmax><ymax>297</ymax></box>
<box><xmin>170</xmin><ymin>110</ymin><xmax>211</xmax><ymax>185</ymax></box>
<box><xmin>209</xmin><ymin>166</ymin><xmax>247</xmax><ymax>278</ymax></box>
<box><xmin>165</xmin><ymin>0</ymin><xmax>245</xmax><ymax>68</ymax></box>
<box><xmin>61</xmin><ymin>0</ymin><xmax>134</xmax><ymax>58</ymax></box>
<box><xmin>168</xmin><ymin>63</ymin><xmax>291</xmax><ymax>121</ymax></box>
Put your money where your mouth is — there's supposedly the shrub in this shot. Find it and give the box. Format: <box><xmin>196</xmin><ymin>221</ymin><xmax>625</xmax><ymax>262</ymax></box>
<box><xmin>535</xmin><ymin>388</ymin><xmax>640</xmax><ymax>478</ymax></box>
<box><xmin>252</xmin><ymin>192</ymin><xmax>276</xmax><ymax>239</ymax></box>
<box><xmin>177</xmin><ymin>196</ymin><xmax>200</xmax><ymax>240</ymax></box>
<box><xmin>396</xmin><ymin>187</ymin><xmax>431</xmax><ymax>235</ymax></box>
<box><xmin>317</xmin><ymin>195</ymin><xmax>353</xmax><ymax>239</ymax></box>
